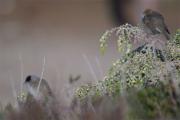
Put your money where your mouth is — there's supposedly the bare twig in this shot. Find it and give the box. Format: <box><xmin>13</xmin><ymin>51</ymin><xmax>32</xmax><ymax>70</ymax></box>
<box><xmin>37</xmin><ymin>56</ymin><xmax>46</xmax><ymax>94</ymax></box>
<box><xmin>9</xmin><ymin>72</ymin><xmax>18</xmax><ymax>106</ymax></box>
<box><xmin>18</xmin><ymin>53</ymin><xmax>24</xmax><ymax>94</ymax></box>
<box><xmin>95</xmin><ymin>56</ymin><xmax>104</xmax><ymax>79</ymax></box>
<box><xmin>82</xmin><ymin>54</ymin><xmax>98</xmax><ymax>82</ymax></box>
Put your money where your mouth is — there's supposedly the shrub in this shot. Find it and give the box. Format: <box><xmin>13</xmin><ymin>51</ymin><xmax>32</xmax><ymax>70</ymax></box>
<box><xmin>76</xmin><ymin>24</ymin><xmax>180</xmax><ymax>119</ymax></box>
<box><xmin>0</xmin><ymin>24</ymin><xmax>179</xmax><ymax>120</ymax></box>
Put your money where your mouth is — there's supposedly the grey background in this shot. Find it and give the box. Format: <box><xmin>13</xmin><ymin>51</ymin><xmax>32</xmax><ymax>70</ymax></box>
<box><xmin>0</xmin><ymin>0</ymin><xmax>179</xmax><ymax>105</ymax></box>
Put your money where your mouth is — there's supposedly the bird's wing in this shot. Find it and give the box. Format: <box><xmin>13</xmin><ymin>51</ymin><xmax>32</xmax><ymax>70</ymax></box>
<box><xmin>164</xmin><ymin>23</ymin><xmax>170</xmax><ymax>34</ymax></box>
<box><xmin>155</xmin><ymin>27</ymin><xmax>162</xmax><ymax>33</ymax></box>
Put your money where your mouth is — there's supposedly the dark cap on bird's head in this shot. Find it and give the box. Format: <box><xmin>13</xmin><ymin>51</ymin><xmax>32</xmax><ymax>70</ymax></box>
<box><xmin>24</xmin><ymin>75</ymin><xmax>44</xmax><ymax>88</ymax></box>
<box><xmin>25</xmin><ymin>75</ymin><xmax>31</xmax><ymax>82</ymax></box>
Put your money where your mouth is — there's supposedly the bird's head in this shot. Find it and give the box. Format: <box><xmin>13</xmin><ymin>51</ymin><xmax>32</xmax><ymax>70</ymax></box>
<box><xmin>142</xmin><ymin>9</ymin><xmax>162</xmax><ymax>18</ymax></box>
<box><xmin>141</xmin><ymin>9</ymin><xmax>153</xmax><ymax>19</ymax></box>
<box><xmin>143</xmin><ymin>9</ymin><xmax>154</xmax><ymax>16</ymax></box>
<box><xmin>24</xmin><ymin>75</ymin><xmax>42</xmax><ymax>90</ymax></box>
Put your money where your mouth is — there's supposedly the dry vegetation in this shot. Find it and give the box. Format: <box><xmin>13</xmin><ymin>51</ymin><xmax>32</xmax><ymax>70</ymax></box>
<box><xmin>0</xmin><ymin>25</ymin><xmax>179</xmax><ymax>120</ymax></box>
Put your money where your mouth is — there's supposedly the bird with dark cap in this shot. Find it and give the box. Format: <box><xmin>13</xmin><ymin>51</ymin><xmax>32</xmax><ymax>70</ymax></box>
<box><xmin>142</xmin><ymin>9</ymin><xmax>170</xmax><ymax>40</ymax></box>
<box><xmin>23</xmin><ymin>75</ymin><xmax>60</xmax><ymax>120</ymax></box>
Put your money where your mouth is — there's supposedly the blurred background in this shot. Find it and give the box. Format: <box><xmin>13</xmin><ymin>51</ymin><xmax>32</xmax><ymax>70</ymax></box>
<box><xmin>0</xmin><ymin>0</ymin><xmax>179</xmax><ymax>105</ymax></box>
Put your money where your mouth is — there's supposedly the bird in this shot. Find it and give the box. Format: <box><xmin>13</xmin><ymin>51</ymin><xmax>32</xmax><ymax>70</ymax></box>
<box><xmin>142</xmin><ymin>9</ymin><xmax>170</xmax><ymax>40</ymax></box>
<box><xmin>24</xmin><ymin>75</ymin><xmax>54</xmax><ymax>101</ymax></box>
<box><xmin>23</xmin><ymin>75</ymin><xmax>60</xmax><ymax>120</ymax></box>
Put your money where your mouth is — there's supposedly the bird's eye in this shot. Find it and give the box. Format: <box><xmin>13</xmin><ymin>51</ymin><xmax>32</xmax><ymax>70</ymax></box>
<box><xmin>25</xmin><ymin>75</ymin><xmax>32</xmax><ymax>82</ymax></box>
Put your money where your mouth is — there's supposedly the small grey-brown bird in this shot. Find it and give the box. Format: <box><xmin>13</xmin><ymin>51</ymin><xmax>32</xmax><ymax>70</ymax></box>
<box><xmin>142</xmin><ymin>9</ymin><xmax>170</xmax><ymax>40</ymax></box>
<box><xmin>23</xmin><ymin>75</ymin><xmax>60</xmax><ymax>120</ymax></box>
<box><xmin>24</xmin><ymin>75</ymin><xmax>54</xmax><ymax>101</ymax></box>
